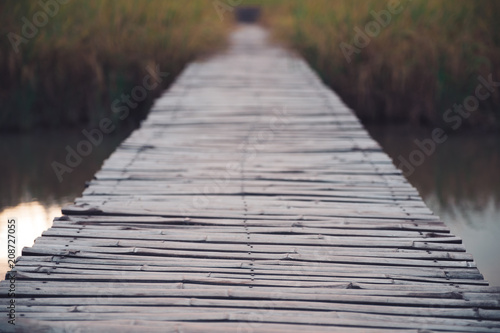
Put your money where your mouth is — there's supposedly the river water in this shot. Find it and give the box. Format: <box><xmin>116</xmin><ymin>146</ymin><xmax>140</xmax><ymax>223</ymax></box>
<box><xmin>1</xmin><ymin>125</ymin><xmax>499</xmax><ymax>285</ymax></box>
<box><xmin>367</xmin><ymin>124</ymin><xmax>500</xmax><ymax>285</ymax></box>
<box><xmin>0</xmin><ymin>128</ymin><xmax>134</xmax><ymax>277</ymax></box>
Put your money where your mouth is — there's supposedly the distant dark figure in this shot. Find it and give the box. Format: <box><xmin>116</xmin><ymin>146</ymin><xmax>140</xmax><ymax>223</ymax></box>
<box><xmin>236</xmin><ymin>6</ymin><xmax>261</xmax><ymax>23</ymax></box>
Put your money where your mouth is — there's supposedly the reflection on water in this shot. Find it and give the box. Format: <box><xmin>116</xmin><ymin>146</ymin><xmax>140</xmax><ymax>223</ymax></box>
<box><xmin>0</xmin><ymin>128</ymin><xmax>133</xmax><ymax>278</ymax></box>
<box><xmin>0</xmin><ymin>202</ymin><xmax>60</xmax><ymax>275</ymax></box>
<box><xmin>367</xmin><ymin>124</ymin><xmax>500</xmax><ymax>286</ymax></box>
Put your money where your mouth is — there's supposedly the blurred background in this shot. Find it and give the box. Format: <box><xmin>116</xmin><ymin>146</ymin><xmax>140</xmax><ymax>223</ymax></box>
<box><xmin>0</xmin><ymin>0</ymin><xmax>499</xmax><ymax>284</ymax></box>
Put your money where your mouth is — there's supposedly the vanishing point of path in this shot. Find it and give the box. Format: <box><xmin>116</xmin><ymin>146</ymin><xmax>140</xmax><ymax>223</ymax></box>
<box><xmin>1</xmin><ymin>26</ymin><xmax>500</xmax><ymax>332</ymax></box>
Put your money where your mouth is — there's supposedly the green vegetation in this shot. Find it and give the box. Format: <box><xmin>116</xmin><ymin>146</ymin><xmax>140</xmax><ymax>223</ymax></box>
<box><xmin>254</xmin><ymin>0</ymin><xmax>500</xmax><ymax>129</ymax></box>
<box><xmin>0</xmin><ymin>0</ymin><xmax>229</xmax><ymax>131</ymax></box>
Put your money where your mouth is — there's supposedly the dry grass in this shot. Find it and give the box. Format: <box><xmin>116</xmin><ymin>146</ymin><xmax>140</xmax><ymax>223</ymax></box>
<box><xmin>253</xmin><ymin>0</ymin><xmax>500</xmax><ymax>129</ymax></box>
<box><xmin>2</xmin><ymin>1</ymin><xmax>500</xmax><ymax>130</ymax></box>
<box><xmin>0</xmin><ymin>0</ymin><xmax>230</xmax><ymax>131</ymax></box>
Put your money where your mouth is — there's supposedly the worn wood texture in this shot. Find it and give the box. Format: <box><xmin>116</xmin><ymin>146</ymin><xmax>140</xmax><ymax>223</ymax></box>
<box><xmin>1</xmin><ymin>26</ymin><xmax>499</xmax><ymax>333</ymax></box>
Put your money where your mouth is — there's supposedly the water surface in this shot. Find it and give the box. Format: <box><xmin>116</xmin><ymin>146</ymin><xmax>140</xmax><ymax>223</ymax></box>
<box><xmin>367</xmin><ymin>124</ymin><xmax>500</xmax><ymax>285</ymax></box>
<box><xmin>0</xmin><ymin>128</ymin><xmax>133</xmax><ymax>276</ymax></box>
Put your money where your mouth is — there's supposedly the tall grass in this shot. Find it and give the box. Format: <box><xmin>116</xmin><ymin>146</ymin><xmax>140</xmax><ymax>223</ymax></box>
<box><xmin>253</xmin><ymin>0</ymin><xmax>500</xmax><ymax>129</ymax></box>
<box><xmin>2</xmin><ymin>1</ymin><xmax>500</xmax><ymax>130</ymax></box>
<box><xmin>0</xmin><ymin>0</ymin><xmax>230</xmax><ymax>131</ymax></box>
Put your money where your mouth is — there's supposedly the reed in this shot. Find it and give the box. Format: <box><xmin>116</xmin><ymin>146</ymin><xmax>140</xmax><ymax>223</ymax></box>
<box><xmin>2</xmin><ymin>1</ymin><xmax>499</xmax><ymax>130</ymax></box>
<box><xmin>254</xmin><ymin>0</ymin><xmax>500</xmax><ymax>129</ymax></box>
<box><xmin>0</xmin><ymin>0</ymin><xmax>230</xmax><ymax>131</ymax></box>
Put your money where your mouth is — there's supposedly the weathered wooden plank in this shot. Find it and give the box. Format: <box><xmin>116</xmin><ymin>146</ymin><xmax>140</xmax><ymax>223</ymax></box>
<box><xmin>2</xmin><ymin>319</ymin><xmax>421</xmax><ymax>333</ymax></box>
<box><xmin>14</xmin><ymin>255</ymin><xmax>485</xmax><ymax>280</ymax></box>
<box><xmin>41</xmin><ymin>224</ymin><xmax>453</xmax><ymax>238</ymax></box>
<box><xmin>51</xmin><ymin>215</ymin><xmax>451</xmax><ymax>231</ymax></box>
<box><xmin>10</xmin><ymin>304</ymin><xmax>497</xmax><ymax>323</ymax></box>
<box><xmin>37</xmin><ymin>228</ymin><xmax>467</xmax><ymax>253</ymax></box>
<box><xmin>2</xmin><ymin>285</ymin><xmax>499</xmax><ymax>309</ymax></box>
<box><xmin>21</xmin><ymin>245</ymin><xmax>474</xmax><ymax>269</ymax></box>
<box><xmin>3</xmin><ymin>279</ymin><xmax>498</xmax><ymax>295</ymax></box>
<box><xmin>31</xmin><ymin>237</ymin><xmax>472</xmax><ymax>261</ymax></box>
<box><xmin>5</xmin><ymin>307</ymin><xmax>500</xmax><ymax>332</ymax></box>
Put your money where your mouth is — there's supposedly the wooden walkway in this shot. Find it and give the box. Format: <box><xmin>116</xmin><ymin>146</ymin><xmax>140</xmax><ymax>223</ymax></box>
<box><xmin>2</xmin><ymin>25</ymin><xmax>500</xmax><ymax>332</ymax></box>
